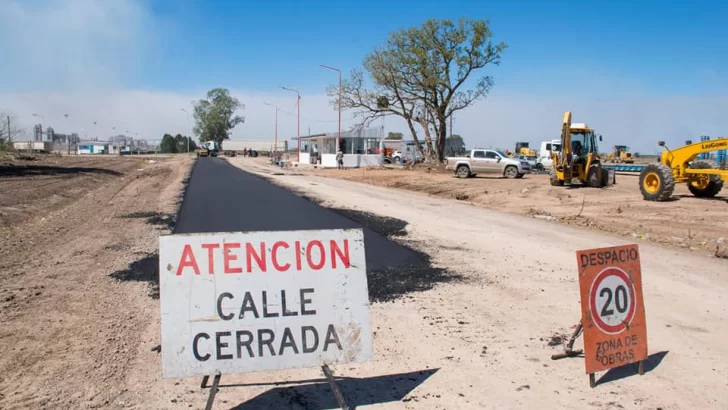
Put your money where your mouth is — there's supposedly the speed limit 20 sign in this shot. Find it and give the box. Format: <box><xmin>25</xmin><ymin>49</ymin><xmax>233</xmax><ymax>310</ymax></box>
<box><xmin>577</xmin><ymin>244</ymin><xmax>647</xmax><ymax>375</ymax></box>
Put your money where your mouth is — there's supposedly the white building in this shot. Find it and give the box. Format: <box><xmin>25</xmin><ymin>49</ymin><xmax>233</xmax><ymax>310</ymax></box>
<box><xmin>293</xmin><ymin>128</ymin><xmax>386</xmax><ymax>168</ymax></box>
<box><xmin>77</xmin><ymin>143</ymin><xmax>109</xmax><ymax>155</ymax></box>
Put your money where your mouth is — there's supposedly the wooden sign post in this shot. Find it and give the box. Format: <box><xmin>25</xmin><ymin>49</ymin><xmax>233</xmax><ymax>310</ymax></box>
<box><xmin>576</xmin><ymin>244</ymin><xmax>648</xmax><ymax>388</ymax></box>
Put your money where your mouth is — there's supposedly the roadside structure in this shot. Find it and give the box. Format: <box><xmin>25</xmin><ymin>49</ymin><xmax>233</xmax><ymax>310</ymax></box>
<box><xmin>77</xmin><ymin>142</ymin><xmax>110</xmax><ymax>155</ymax></box>
<box><xmin>292</xmin><ymin>127</ymin><xmax>385</xmax><ymax>168</ymax></box>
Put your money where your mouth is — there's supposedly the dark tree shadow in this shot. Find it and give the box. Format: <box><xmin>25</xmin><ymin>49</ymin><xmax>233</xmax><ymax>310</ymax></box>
<box><xmin>109</xmin><ymin>253</ymin><xmax>160</xmax><ymax>299</ymax></box>
<box><xmin>596</xmin><ymin>351</ymin><xmax>669</xmax><ymax>386</ymax></box>
<box><xmin>0</xmin><ymin>164</ymin><xmax>123</xmax><ymax>177</ymax></box>
<box><xmin>322</xmin><ymin>208</ymin><xmax>463</xmax><ymax>303</ymax></box>
<box><xmin>228</xmin><ymin>368</ymin><xmax>438</xmax><ymax>410</ymax></box>
<box><xmin>121</xmin><ymin>211</ymin><xmax>176</xmax><ymax>230</ymax></box>
<box><xmin>673</xmin><ymin>194</ymin><xmax>727</xmax><ymax>201</ymax></box>
<box><xmin>328</xmin><ymin>208</ymin><xmax>408</xmax><ymax>238</ymax></box>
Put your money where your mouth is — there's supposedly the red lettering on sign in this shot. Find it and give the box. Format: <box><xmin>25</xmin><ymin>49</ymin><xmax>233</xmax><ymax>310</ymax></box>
<box><xmin>223</xmin><ymin>243</ymin><xmax>243</xmax><ymax>274</ymax></box>
<box><xmin>175</xmin><ymin>238</ymin><xmax>354</xmax><ymax>276</ymax></box>
<box><xmin>201</xmin><ymin>243</ymin><xmax>220</xmax><ymax>274</ymax></box>
<box><xmin>306</xmin><ymin>240</ymin><xmax>325</xmax><ymax>270</ymax></box>
<box><xmin>246</xmin><ymin>242</ymin><xmax>267</xmax><ymax>273</ymax></box>
<box><xmin>295</xmin><ymin>241</ymin><xmax>302</xmax><ymax>270</ymax></box>
<box><xmin>272</xmin><ymin>241</ymin><xmax>290</xmax><ymax>272</ymax></box>
<box><xmin>177</xmin><ymin>244</ymin><xmax>200</xmax><ymax>276</ymax></box>
<box><xmin>331</xmin><ymin>239</ymin><xmax>350</xmax><ymax>269</ymax></box>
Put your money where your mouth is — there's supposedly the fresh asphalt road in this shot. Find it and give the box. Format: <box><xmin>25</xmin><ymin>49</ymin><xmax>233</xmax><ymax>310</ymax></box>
<box><xmin>174</xmin><ymin>158</ymin><xmax>428</xmax><ymax>277</ymax></box>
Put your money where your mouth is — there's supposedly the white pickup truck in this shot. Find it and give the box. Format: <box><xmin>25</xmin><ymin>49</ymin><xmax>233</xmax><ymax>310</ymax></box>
<box><xmin>445</xmin><ymin>149</ymin><xmax>531</xmax><ymax>179</ymax></box>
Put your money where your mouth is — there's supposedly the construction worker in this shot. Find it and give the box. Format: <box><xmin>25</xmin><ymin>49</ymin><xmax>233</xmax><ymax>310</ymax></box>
<box><xmin>336</xmin><ymin>150</ymin><xmax>344</xmax><ymax>169</ymax></box>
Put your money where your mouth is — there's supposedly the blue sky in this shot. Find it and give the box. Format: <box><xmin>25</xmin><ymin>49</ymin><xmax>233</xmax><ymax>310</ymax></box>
<box><xmin>138</xmin><ymin>0</ymin><xmax>728</xmax><ymax>96</ymax></box>
<box><xmin>1</xmin><ymin>0</ymin><xmax>727</xmax><ymax>152</ymax></box>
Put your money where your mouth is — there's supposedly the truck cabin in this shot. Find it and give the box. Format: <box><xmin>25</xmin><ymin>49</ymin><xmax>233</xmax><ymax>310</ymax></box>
<box><xmin>568</xmin><ymin>123</ymin><xmax>600</xmax><ymax>164</ymax></box>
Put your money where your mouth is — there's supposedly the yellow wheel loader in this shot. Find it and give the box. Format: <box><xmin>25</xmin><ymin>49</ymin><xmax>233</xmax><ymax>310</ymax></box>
<box><xmin>607</xmin><ymin>145</ymin><xmax>635</xmax><ymax>163</ymax></box>
<box><xmin>515</xmin><ymin>142</ymin><xmax>537</xmax><ymax>157</ymax></box>
<box><xmin>550</xmin><ymin>111</ymin><xmax>608</xmax><ymax>187</ymax></box>
<box><xmin>639</xmin><ymin>139</ymin><xmax>728</xmax><ymax>201</ymax></box>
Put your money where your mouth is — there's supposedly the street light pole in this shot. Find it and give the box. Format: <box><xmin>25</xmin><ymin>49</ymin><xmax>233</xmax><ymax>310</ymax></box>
<box><xmin>320</xmin><ymin>64</ymin><xmax>342</xmax><ymax>153</ymax></box>
<box><xmin>264</xmin><ymin>102</ymin><xmax>279</xmax><ymax>162</ymax></box>
<box><xmin>64</xmin><ymin>114</ymin><xmax>70</xmax><ymax>155</ymax></box>
<box><xmin>112</xmin><ymin>126</ymin><xmax>118</xmax><ymax>155</ymax></box>
<box><xmin>281</xmin><ymin>86</ymin><xmax>300</xmax><ymax>162</ymax></box>
<box><xmin>181</xmin><ymin>108</ymin><xmax>191</xmax><ymax>154</ymax></box>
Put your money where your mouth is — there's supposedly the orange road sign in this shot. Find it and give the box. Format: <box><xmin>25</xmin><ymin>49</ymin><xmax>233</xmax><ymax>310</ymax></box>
<box><xmin>577</xmin><ymin>244</ymin><xmax>648</xmax><ymax>376</ymax></box>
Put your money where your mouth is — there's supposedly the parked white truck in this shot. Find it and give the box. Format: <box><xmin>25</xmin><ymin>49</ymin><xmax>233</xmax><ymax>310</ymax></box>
<box><xmin>13</xmin><ymin>141</ymin><xmax>54</xmax><ymax>152</ymax></box>
<box><xmin>534</xmin><ymin>139</ymin><xmax>561</xmax><ymax>171</ymax></box>
<box><xmin>445</xmin><ymin>148</ymin><xmax>531</xmax><ymax>179</ymax></box>
<box><xmin>220</xmin><ymin>139</ymin><xmax>287</xmax><ymax>156</ymax></box>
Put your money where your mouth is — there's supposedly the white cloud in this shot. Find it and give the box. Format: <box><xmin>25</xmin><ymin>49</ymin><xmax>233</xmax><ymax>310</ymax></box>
<box><xmin>0</xmin><ymin>0</ymin><xmax>157</xmax><ymax>92</ymax></box>
<box><xmin>5</xmin><ymin>89</ymin><xmax>727</xmax><ymax>155</ymax></box>
<box><xmin>1</xmin><ymin>0</ymin><xmax>726</xmax><ymax>155</ymax></box>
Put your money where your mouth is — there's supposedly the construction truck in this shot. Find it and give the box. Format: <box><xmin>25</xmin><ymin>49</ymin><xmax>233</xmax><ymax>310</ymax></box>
<box><xmin>607</xmin><ymin>145</ymin><xmax>634</xmax><ymax>163</ymax></box>
<box><xmin>197</xmin><ymin>141</ymin><xmax>219</xmax><ymax>158</ymax></box>
<box><xmin>639</xmin><ymin>138</ymin><xmax>728</xmax><ymax>201</ymax></box>
<box><xmin>515</xmin><ymin>142</ymin><xmax>536</xmax><ymax>157</ymax></box>
<box><xmin>550</xmin><ymin>112</ymin><xmax>609</xmax><ymax>187</ymax></box>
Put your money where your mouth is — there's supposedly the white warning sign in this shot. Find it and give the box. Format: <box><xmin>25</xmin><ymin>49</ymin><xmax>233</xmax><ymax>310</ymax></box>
<box><xmin>158</xmin><ymin>228</ymin><xmax>372</xmax><ymax>379</ymax></box>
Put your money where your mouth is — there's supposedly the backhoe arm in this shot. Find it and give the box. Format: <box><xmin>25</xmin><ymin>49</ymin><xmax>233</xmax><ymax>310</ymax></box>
<box><xmin>553</xmin><ymin>111</ymin><xmax>572</xmax><ymax>177</ymax></box>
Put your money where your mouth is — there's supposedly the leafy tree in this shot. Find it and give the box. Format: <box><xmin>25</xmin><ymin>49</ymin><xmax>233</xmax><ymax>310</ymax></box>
<box><xmin>329</xmin><ymin>18</ymin><xmax>506</xmax><ymax>162</ymax></box>
<box><xmin>386</xmin><ymin>132</ymin><xmax>404</xmax><ymax>140</ymax></box>
<box><xmin>174</xmin><ymin>134</ymin><xmax>197</xmax><ymax>152</ymax></box>
<box><xmin>160</xmin><ymin>134</ymin><xmax>177</xmax><ymax>153</ymax></box>
<box><xmin>193</xmin><ymin>88</ymin><xmax>245</xmax><ymax>144</ymax></box>
<box><xmin>187</xmin><ymin>136</ymin><xmax>198</xmax><ymax>151</ymax></box>
<box><xmin>445</xmin><ymin>134</ymin><xmax>467</xmax><ymax>157</ymax></box>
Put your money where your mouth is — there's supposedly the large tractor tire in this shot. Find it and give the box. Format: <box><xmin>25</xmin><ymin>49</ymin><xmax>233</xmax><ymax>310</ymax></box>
<box><xmin>601</xmin><ymin>167</ymin><xmax>611</xmax><ymax>186</ymax></box>
<box><xmin>687</xmin><ymin>161</ymin><xmax>724</xmax><ymax>198</ymax></box>
<box><xmin>549</xmin><ymin>168</ymin><xmax>564</xmax><ymax>186</ymax></box>
<box><xmin>586</xmin><ymin>165</ymin><xmax>604</xmax><ymax>188</ymax></box>
<box><xmin>639</xmin><ymin>163</ymin><xmax>675</xmax><ymax>201</ymax></box>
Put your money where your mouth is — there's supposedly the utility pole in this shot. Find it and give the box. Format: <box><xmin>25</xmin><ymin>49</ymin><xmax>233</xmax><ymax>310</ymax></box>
<box><xmin>64</xmin><ymin>114</ymin><xmax>70</xmax><ymax>155</ymax></box>
<box><xmin>264</xmin><ymin>102</ymin><xmax>279</xmax><ymax>162</ymax></box>
<box><xmin>320</xmin><ymin>64</ymin><xmax>342</xmax><ymax>153</ymax></box>
<box><xmin>281</xmin><ymin>86</ymin><xmax>300</xmax><ymax>162</ymax></box>
<box><xmin>181</xmin><ymin>108</ymin><xmax>191</xmax><ymax>155</ymax></box>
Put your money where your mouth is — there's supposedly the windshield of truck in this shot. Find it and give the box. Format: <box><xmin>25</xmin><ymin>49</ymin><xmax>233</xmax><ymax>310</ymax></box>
<box><xmin>496</xmin><ymin>150</ymin><xmax>508</xmax><ymax>158</ymax></box>
<box><xmin>570</xmin><ymin>130</ymin><xmax>593</xmax><ymax>154</ymax></box>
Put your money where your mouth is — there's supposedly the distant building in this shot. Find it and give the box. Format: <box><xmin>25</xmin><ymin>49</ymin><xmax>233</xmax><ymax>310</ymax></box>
<box><xmin>77</xmin><ymin>142</ymin><xmax>109</xmax><ymax>155</ymax></box>
<box><xmin>46</xmin><ymin>127</ymin><xmax>55</xmax><ymax>142</ymax></box>
<box><xmin>33</xmin><ymin>124</ymin><xmax>43</xmax><ymax>141</ymax></box>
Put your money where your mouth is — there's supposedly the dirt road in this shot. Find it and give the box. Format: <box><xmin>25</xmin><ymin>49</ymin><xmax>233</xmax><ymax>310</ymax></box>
<box><xmin>217</xmin><ymin>156</ymin><xmax>728</xmax><ymax>409</ymax></box>
<box><xmin>280</xmin><ymin>160</ymin><xmax>728</xmax><ymax>258</ymax></box>
<box><xmin>0</xmin><ymin>155</ymin><xmax>193</xmax><ymax>409</ymax></box>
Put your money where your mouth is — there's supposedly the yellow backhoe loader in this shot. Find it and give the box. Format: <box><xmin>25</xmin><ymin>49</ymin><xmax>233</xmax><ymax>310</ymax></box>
<box><xmin>639</xmin><ymin>138</ymin><xmax>728</xmax><ymax>201</ymax></box>
<box><xmin>550</xmin><ymin>111</ymin><xmax>608</xmax><ymax>187</ymax></box>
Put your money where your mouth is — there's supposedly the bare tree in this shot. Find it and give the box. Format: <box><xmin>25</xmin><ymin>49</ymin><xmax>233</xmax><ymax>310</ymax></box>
<box><xmin>328</xmin><ymin>18</ymin><xmax>506</xmax><ymax>162</ymax></box>
<box><xmin>0</xmin><ymin>112</ymin><xmax>24</xmax><ymax>144</ymax></box>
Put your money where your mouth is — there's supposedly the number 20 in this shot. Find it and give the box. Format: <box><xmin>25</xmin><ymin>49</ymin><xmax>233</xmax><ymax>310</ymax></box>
<box><xmin>600</xmin><ymin>285</ymin><xmax>628</xmax><ymax>316</ymax></box>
